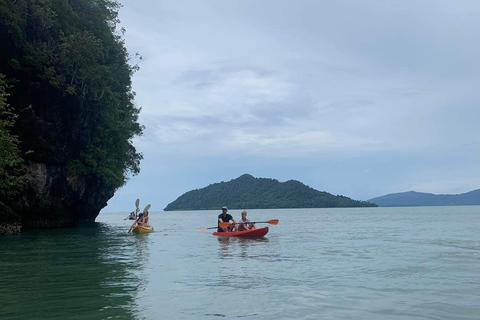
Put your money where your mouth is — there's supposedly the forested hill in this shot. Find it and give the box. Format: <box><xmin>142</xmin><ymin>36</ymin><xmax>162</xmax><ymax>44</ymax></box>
<box><xmin>164</xmin><ymin>174</ymin><xmax>377</xmax><ymax>210</ymax></box>
<box><xmin>368</xmin><ymin>189</ymin><xmax>480</xmax><ymax>207</ymax></box>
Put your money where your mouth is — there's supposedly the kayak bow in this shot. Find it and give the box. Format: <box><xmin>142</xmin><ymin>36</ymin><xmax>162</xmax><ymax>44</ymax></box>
<box><xmin>132</xmin><ymin>226</ymin><xmax>154</xmax><ymax>233</ymax></box>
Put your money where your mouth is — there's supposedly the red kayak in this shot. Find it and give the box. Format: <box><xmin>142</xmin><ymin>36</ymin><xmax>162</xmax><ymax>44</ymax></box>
<box><xmin>212</xmin><ymin>226</ymin><xmax>269</xmax><ymax>238</ymax></box>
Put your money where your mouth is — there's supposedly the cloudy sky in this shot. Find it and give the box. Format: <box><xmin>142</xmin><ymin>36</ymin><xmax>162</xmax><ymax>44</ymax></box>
<box><xmin>103</xmin><ymin>0</ymin><xmax>480</xmax><ymax>212</ymax></box>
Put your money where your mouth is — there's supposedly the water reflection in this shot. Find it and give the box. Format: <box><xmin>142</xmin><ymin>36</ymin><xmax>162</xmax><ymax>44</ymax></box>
<box><xmin>0</xmin><ymin>223</ymin><xmax>151</xmax><ymax>320</ymax></box>
<box><xmin>217</xmin><ymin>237</ymin><xmax>231</xmax><ymax>259</ymax></box>
<box><xmin>217</xmin><ymin>236</ymin><xmax>269</xmax><ymax>259</ymax></box>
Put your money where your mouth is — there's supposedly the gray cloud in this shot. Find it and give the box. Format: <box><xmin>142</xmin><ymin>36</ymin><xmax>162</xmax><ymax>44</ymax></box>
<box><xmin>103</xmin><ymin>0</ymin><xmax>480</xmax><ymax>211</ymax></box>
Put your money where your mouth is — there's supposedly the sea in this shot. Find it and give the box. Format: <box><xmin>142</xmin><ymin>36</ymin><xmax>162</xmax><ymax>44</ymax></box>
<box><xmin>0</xmin><ymin>206</ymin><xmax>479</xmax><ymax>320</ymax></box>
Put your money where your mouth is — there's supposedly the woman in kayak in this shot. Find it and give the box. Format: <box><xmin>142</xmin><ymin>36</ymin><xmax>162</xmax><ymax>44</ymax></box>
<box><xmin>128</xmin><ymin>213</ymin><xmax>144</xmax><ymax>233</ymax></box>
<box><xmin>237</xmin><ymin>210</ymin><xmax>256</xmax><ymax>231</ymax></box>
<box><xmin>218</xmin><ymin>206</ymin><xmax>236</xmax><ymax>232</ymax></box>
<box><xmin>142</xmin><ymin>210</ymin><xmax>150</xmax><ymax>226</ymax></box>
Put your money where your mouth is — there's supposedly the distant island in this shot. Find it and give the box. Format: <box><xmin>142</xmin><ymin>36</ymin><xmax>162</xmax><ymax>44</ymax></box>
<box><xmin>368</xmin><ymin>189</ymin><xmax>480</xmax><ymax>207</ymax></box>
<box><xmin>164</xmin><ymin>174</ymin><xmax>377</xmax><ymax>210</ymax></box>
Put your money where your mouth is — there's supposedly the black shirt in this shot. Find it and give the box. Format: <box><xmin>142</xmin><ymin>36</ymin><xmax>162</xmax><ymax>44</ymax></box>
<box><xmin>218</xmin><ymin>213</ymin><xmax>233</xmax><ymax>223</ymax></box>
<box><xmin>217</xmin><ymin>213</ymin><xmax>233</xmax><ymax>232</ymax></box>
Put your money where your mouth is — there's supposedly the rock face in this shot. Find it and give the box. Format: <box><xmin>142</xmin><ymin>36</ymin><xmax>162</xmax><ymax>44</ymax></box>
<box><xmin>1</xmin><ymin>103</ymin><xmax>114</xmax><ymax>229</ymax></box>
<box><xmin>0</xmin><ymin>1</ymin><xmax>143</xmax><ymax>230</ymax></box>
<box><xmin>0</xmin><ymin>201</ymin><xmax>21</xmax><ymax>235</ymax></box>
<box><xmin>11</xmin><ymin>161</ymin><xmax>113</xmax><ymax>229</ymax></box>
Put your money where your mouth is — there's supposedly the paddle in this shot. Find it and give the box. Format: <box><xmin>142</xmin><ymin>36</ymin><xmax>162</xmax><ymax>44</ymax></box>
<box><xmin>219</xmin><ymin>219</ymin><xmax>279</xmax><ymax>229</ymax></box>
<box><xmin>198</xmin><ymin>219</ymin><xmax>279</xmax><ymax>232</ymax></box>
<box><xmin>197</xmin><ymin>226</ymin><xmax>220</xmax><ymax>232</ymax></box>
<box><xmin>124</xmin><ymin>198</ymin><xmax>141</xmax><ymax>220</ymax></box>
<box><xmin>128</xmin><ymin>217</ymin><xmax>139</xmax><ymax>233</ymax></box>
<box><xmin>143</xmin><ymin>204</ymin><xmax>151</xmax><ymax>213</ymax></box>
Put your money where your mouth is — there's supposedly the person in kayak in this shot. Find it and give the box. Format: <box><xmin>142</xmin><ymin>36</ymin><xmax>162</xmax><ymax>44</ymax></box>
<box><xmin>218</xmin><ymin>206</ymin><xmax>236</xmax><ymax>232</ymax></box>
<box><xmin>128</xmin><ymin>211</ymin><xmax>136</xmax><ymax>220</ymax></box>
<box><xmin>128</xmin><ymin>213</ymin><xmax>144</xmax><ymax>233</ymax></box>
<box><xmin>237</xmin><ymin>210</ymin><xmax>256</xmax><ymax>231</ymax></box>
<box><xmin>142</xmin><ymin>210</ymin><xmax>150</xmax><ymax>226</ymax></box>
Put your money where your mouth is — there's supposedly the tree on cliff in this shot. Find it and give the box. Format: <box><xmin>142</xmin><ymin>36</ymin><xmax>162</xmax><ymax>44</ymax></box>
<box><xmin>0</xmin><ymin>0</ymin><xmax>143</xmax><ymax>195</ymax></box>
<box><xmin>0</xmin><ymin>74</ymin><xmax>24</xmax><ymax>198</ymax></box>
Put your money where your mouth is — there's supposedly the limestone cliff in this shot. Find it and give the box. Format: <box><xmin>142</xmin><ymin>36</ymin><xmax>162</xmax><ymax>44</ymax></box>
<box><xmin>3</xmin><ymin>103</ymin><xmax>115</xmax><ymax>229</ymax></box>
<box><xmin>0</xmin><ymin>0</ymin><xmax>143</xmax><ymax>229</ymax></box>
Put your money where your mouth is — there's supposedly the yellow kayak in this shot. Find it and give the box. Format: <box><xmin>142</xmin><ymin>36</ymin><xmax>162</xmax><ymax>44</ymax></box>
<box><xmin>132</xmin><ymin>225</ymin><xmax>154</xmax><ymax>233</ymax></box>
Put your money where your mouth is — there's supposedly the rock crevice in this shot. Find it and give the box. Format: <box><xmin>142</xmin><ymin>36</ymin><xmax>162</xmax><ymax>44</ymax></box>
<box><xmin>0</xmin><ymin>202</ymin><xmax>21</xmax><ymax>235</ymax></box>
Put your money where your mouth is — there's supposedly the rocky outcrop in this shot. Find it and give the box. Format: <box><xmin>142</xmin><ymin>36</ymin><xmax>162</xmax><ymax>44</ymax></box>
<box><xmin>0</xmin><ymin>202</ymin><xmax>21</xmax><ymax>235</ymax></box>
<box><xmin>1</xmin><ymin>103</ymin><xmax>114</xmax><ymax>229</ymax></box>
<box><xmin>0</xmin><ymin>1</ymin><xmax>143</xmax><ymax>230</ymax></box>
<box><xmin>8</xmin><ymin>160</ymin><xmax>114</xmax><ymax>229</ymax></box>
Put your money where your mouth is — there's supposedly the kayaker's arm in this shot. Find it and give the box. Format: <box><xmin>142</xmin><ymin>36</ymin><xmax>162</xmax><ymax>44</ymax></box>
<box><xmin>128</xmin><ymin>217</ymin><xmax>141</xmax><ymax>233</ymax></box>
<box><xmin>128</xmin><ymin>221</ymin><xmax>135</xmax><ymax>233</ymax></box>
<box><xmin>218</xmin><ymin>217</ymin><xmax>225</xmax><ymax>231</ymax></box>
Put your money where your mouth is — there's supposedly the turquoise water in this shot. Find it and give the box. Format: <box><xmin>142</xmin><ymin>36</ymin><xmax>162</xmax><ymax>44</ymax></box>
<box><xmin>1</xmin><ymin>206</ymin><xmax>479</xmax><ymax>319</ymax></box>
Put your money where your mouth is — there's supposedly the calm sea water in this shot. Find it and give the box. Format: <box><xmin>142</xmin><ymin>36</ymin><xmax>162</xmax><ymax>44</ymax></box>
<box><xmin>0</xmin><ymin>206</ymin><xmax>479</xmax><ymax>319</ymax></box>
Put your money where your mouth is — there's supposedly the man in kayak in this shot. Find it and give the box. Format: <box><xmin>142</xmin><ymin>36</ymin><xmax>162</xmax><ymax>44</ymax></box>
<box><xmin>218</xmin><ymin>206</ymin><xmax>236</xmax><ymax>232</ymax></box>
<box><xmin>128</xmin><ymin>211</ymin><xmax>136</xmax><ymax>220</ymax></box>
<box><xmin>237</xmin><ymin>210</ymin><xmax>256</xmax><ymax>231</ymax></box>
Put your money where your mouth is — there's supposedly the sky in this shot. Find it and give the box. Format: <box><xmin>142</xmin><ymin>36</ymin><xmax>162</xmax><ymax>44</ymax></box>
<box><xmin>102</xmin><ymin>0</ymin><xmax>480</xmax><ymax>213</ymax></box>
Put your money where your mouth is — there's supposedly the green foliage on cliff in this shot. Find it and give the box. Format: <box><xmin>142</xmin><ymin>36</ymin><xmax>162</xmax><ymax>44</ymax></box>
<box><xmin>0</xmin><ymin>74</ymin><xmax>24</xmax><ymax>198</ymax></box>
<box><xmin>164</xmin><ymin>174</ymin><xmax>377</xmax><ymax>211</ymax></box>
<box><xmin>0</xmin><ymin>0</ymin><xmax>143</xmax><ymax>192</ymax></box>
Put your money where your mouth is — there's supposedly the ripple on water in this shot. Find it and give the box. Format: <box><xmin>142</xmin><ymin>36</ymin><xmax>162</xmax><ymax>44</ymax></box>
<box><xmin>1</xmin><ymin>208</ymin><xmax>480</xmax><ymax>319</ymax></box>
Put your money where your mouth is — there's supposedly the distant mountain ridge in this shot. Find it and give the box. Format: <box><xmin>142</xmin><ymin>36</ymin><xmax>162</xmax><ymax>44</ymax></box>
<box><xmin>164</xmin><ymin>174</ymin><xmax>376</xmax><ymax>210</ymax></box>
<box><xmin>368</xmin><ymin>189</ymin><xmax>480</xmax><ymax>207</ymax></box>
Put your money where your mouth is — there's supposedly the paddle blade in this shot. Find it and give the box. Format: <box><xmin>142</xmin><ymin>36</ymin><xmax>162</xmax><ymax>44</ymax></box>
<box><xmin>268</xmin><ymin>219</ymin><xmax>279</xmax><ymax>225</ymax></box>
<box><xmin>219</xmin><ymin>222</ymin><xmax>231</xmax><ymax>228</ymax></box>
<box><xmin>143</xmin><ymin>204</ymin><xmax>151</xmax><ymax>213</ymax></box>
<box><xmin>197</xmin><ymin>228</ymin><xmax>208</xmax><ymax>232</ymax></box>
<box><xmin>135</xmin><ymin>199</ymin><xmax>140</xmax><ymax>209</ymax></box>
